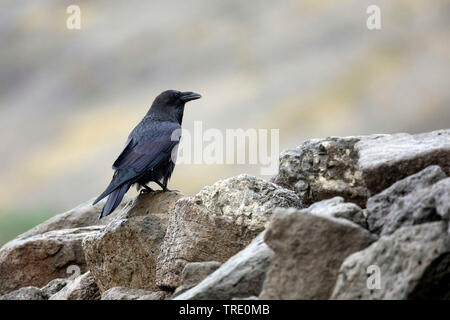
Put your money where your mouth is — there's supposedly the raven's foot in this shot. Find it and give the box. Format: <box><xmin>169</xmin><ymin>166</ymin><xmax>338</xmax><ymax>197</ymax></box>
<box><xmin>155</xmin><ymin>181</ymin><xmax>179</xmax><ymax>192</ymax></box>
<box><xmin>139</xmin><ymin>185</ymin><xmax>155</xmax><ymax>194</ymax></box>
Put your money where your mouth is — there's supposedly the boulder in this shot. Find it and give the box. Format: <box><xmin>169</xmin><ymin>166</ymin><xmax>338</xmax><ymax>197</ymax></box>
<box><xmin>273</xmin><ymin>129</ymin><xmax>450</xmax><ymax>206</ymax></box>
<box><xmin>173</xmin><ymin>261</ymin><xmax>222</xmax><ymax>297</ymax></box>
<box><xmin>0</xmin><ymin>226</ymin><xmax>102</xmax><ymax>295</ymax></box>
<box><xmin>331</xmin><ymin>222</ymin><xmax>450</xmax><ymax>300</ymax></box>
<box><xmin>101</xmin><ymin>287</ymin><xmax>167</xmax><ymax>300</ymax></box>
<box><xmin>49</xmin><ymin>271</ymin><xmax>100</xmax><ymax>300</ymax></box>
<box><xmin>367</xmin><ymin>166</ymin><xmax>449</xmax><ymax>235</ymax></box>
<box><xmin>174</xmin><ymin>232</ymin><xmax>274</xmax><ymax>300</ymax></box>
<box><xmin>260</xmin><ymin>208</ymin><xmax>376</xmax><ymax>299</ymax></box>
<box><xmin>307</xmin><ymin>197</ymin><xmax>367</xmax><ymax>228</ymax></box>
<box><xmin>40</xmin><ymin>278</ymin><xmax>70</xmax><ymax>299</ymax></box>
<box><xmin>0</xmin><ymin>287</ymin><xmax>44</xmax><ymax>300</ymax></box>
<box><xmin>156</xmin><ymin>174</ymin><xmax>302</xmax><ymax>289</ymax></box>
<box><xmin>82</xmin><ymin>191</ymin><xmax>183</xmax><ymax>293</ymax></box>
<box><xmin>18</xmin><ymin>196</ymin><xmax>132</xmax><ymax>239</ymax></box>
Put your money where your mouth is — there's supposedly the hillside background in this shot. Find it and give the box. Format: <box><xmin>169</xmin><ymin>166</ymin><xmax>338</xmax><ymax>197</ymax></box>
<box><xmin>0</xmin><ymin>0</ymin><xmax>449</xmax><ymax>245</ymax></box>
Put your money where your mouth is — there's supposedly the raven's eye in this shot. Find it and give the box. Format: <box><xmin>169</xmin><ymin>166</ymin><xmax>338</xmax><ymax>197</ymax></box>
<box><xmin>174</xmin><ymin>92</ymin><xmax>181</xmax><ymax>98</ymax></box>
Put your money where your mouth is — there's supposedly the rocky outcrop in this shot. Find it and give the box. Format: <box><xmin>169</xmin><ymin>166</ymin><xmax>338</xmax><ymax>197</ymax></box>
<box><xmin>175</xmin><ymin>232</ymin><xmax>274</xmax><ymax>300</ymax></box>
<box><xmin>82</xmin><ymin>192</ymin><xmax>183</xmax><ymax>293</ymax></box>
<box><xmin>101</xmin><ymin>287</ymin><xmax>167</xmax><ymax>300</ymax></box>
<box><xmin>331</xmin><ymin>222</ymin><xmax>450</xmax><ymax>299</ymax></box>
<box><xmin>1</xmin><ymin>129</ymin><xmax>449</xmax><ymax>300</ymax></box>
<box><xmin>156</xmin><ymin>174</ymin><xmax>302</xmax><ymax>289</ymax></box>
<box><xmin>367</xmin><ymin>165</ymin><xmax>449</xmax><ymax>236</ymax></box>
<box><xmin>259</xmin><ymin>207</ymin><xmax>376</xmax><ymax>299</ymax></box>
<box><xmin>273</xmin><ymin>129</ymin><xmax>450</xmax><ymax>206</ymax></box>
<box><xmin>0</xmin><ymin>226</ymin><xmax>102</xmax><ymax>295</ymax></box>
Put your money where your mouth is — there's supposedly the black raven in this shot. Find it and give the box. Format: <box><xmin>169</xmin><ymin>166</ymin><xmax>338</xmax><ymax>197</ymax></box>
<box><xmin>93</xmin><ymin>90</ymin><xmax>201</xmax><ymax>218</ymax></box>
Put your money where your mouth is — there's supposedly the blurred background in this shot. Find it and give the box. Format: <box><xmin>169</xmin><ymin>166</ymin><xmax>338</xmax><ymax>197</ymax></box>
<box><xmin>0</xmin><ymin>0</ymin><xmax>449</xmax><ymax>245</ymax></box>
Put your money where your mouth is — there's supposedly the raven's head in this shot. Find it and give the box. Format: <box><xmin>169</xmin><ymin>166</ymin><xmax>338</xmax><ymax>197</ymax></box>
<box><xmin>149</xmin><ymin>90</ymin><xmax>201</xmax><ymax>122</ymax></box>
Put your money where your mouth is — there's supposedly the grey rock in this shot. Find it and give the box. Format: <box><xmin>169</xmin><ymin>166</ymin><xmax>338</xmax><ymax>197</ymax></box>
<box><xmin>156</xmin><ymin>174</ymin><xmax>302</xmax><ymax>289</ymax></box>
<box><xmin>331</xmin><ymin>222</ymin><xmax>450</xmax><ymax>300</ymax></box>
<box><xmin>307</xmin><ymin>197</ymin><xmax>367</xmax><ymax>228</ymax></box>
<box><xmin>273</xmin><ymin>129</ymin><xmax>450</xmax><ymax>206</ymax></box>
<box><xmin>49</xmin><ymin>272</ymin><xmax>100</xmax><ymax>300</ymax></box>
<box><xmin>101</xmin><ymin>287</ymin><xmax>167</xmax><ymax>300</ymax></box>
<box><xmin>0</xmin><ymin>287</ymin><xmax>44</xmax><ymax>300</ymax></box>
<box><xmin>174</xmin><ymin>232</ymin><xmax>274</xmax><ymax>300</ymax></box>
<box><xmin>173</xmin><ymin>261</ymin><xmax>222</xmax><ymax>297</ymax></box>
<box><xmin>367</xmin><ymin>165</ymin><xmax>449</xmax><ymax>236</ymax></box>
<box><xmin>18</xmin><ymin>196</ymin><xmax>132</xmax><ymax>239</ymax></box>
<box><xmin>260</xmin><ymin>208</ymin><xmax>376</xmax><ymax>299</ymax></box>
<box><xmin>0</xmin><ymin>226</ymin><xmax>102</xmax><ymax>295</ymax></box>
<box><xmin>40</xmin><ymin>278</ymin><xmax>70</xmax><ymax>299</ymax></box>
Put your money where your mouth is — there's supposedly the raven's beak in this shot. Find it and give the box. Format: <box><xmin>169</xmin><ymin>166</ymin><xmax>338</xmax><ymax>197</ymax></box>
<box><xmin>180</xmin><ymin>91</ymin><xmax>202</xmax><ymax>102</ymax></box>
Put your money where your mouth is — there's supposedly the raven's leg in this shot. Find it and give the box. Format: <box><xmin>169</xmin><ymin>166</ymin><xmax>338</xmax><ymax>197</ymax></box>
<box><xmin>140</xmin><ymin>184</ymin><xmax>155</xmax><ymax>194</ymax></box>
<box><xmin>155</xmin><ymin>180</ymin><xmax>179</xmax><ymax>192</ymax></box>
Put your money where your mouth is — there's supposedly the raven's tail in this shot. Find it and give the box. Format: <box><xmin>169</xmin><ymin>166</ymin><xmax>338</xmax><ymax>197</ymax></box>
<box><xmin>99</xmin><ymin>182</ymin><xmax>130</xmax><ymax>219</ymax></box>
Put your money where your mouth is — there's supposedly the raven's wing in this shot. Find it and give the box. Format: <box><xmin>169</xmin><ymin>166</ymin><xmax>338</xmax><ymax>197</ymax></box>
<box><xmin>93</xmin><ymin>121</ymin><xmax>181</xmax><ymax>205</ymax></box>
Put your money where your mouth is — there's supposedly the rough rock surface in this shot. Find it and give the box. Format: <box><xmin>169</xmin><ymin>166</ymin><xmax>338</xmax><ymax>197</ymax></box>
<box><xmin>173</xmin><ymin>261</ymin><xmax>222</xmax><ymax>297</ymax></box>
<box><xmin>40</xmin><ymin>278</ymin><xmax>70</xmax><ymax>299</ymax></box>
<box><xmin>175</xmin><ymin>232</ymin><xmax>274</xmax><ymax>300</ymax></box>
<box><xmin>156</xmin><ymin>174</ymin><xmax>302</xmax><ymax>289</ymax></box>
<box><xmin>49</xmin><ymin>271</ymin><xmax>100</xmax><ymax>300</ymax></box>
<box><xmin>273</xmin><ymin>129</ymin><xmax>450</xmax><ymax>206</ymax></box>
<box><xmin>82</xmin><ymin>191</ymin><xmax>183</xmax><ymax>293</ymax></box>
<box><xmin>307</xmin><ymin>197</ymin><xmax>367</xmax><ymax>228</ymax></box>
<box><xmin>260</xmin><ymin>208</ymin><xmax>376</xmax><ymax>299</ymax></box>
<box><xmin>331</xmin><ymin>222</ymin><xmax>450</xmax><ymax>300</ymax></box>
<box><xmin>0</xmin><ymin>287</ymin><xmax>45</xmax><ymax>300</ymax></box>
<box><xmin>367</xmin><ymin>165</ymin><xmax>449</xmax><ymax>235</ymax></box>
<box><xmin>18</xmin><ymin>196</ymin><xmax>132</xmax><ymax>239</ymax></box>
<box><xmin>0</xmin><ymin>226</ymin><xmax>102</xmax><ymax>295</ymax></box>
<box><xmin>101</xmin><ymin>287</ymin><xmax>167</xmax><ymax>300</ymax></box>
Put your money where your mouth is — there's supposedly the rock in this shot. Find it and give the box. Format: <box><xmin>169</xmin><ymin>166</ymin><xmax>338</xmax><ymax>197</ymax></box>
<box><xmin>273</xmin><ymin>129</ymin><xmax>450</xmax><ymax>206</ymax></box>
<box><xmin>101</xmin><ymin>287</ymin><xmax>167</xmax><ymax>300</ymax></box>
<box><xmin>18</xmin><ymin>196</ymin><xmax>132</xmax><ymax>239</ymax></box>
<box><xmin>173</xmin><ymin>261</ymin><xmax>222</xmax><ymax>296</ymax></box>
<box><xmin>156</xmin><ymin>174</ymin><xmax>302</xmax><ymax>289</ymax></box>
<box><xmin>0</xmin><ymin>287</ymin><xmax>44</xmax><ymax>300</ymax></box>
<box><xmin>367</xmin><ymin>166</ymin><xmax>449</xmax><ymax>236</ymax></box>
<box><xmin>40</xmin><ymin>278</ymin><xmax>70</xmax><ymax>299</ymax></box>
<box><xmin>260</xmin><ymin>208</ymin><xmax>376</xmax><ymax>299</ymax></box>
<box><xmin>356</xmin><ymin>130</ymin><xmax>450</xmax><ymax>194</ymax></box>
<box><xmin>82</xmin><ymin>191</ymin><xmax>184</xmax><ymax>293</ymax></box>
<box><xmin>0</xmin><ymin>226</ymin><xmax>102</xmax><ymax>295</ymax></box>
<box><xmin>331</xmin><ymin>222</ymin><xmax>450</xmax><ymax>300</ymax></box>
<box><xmin>49</xmin><ymin>272</ymin><xmax>100</xmax><ymax>300</ymax></box>
<box><xmin>307</xmin><ymin>197</ymin><xmax>367</xmax><ymax>228</ymax></box>
<box><xmin>174</xmin><ymin>232</ymin><xmax>274</xmax><ymax>300</ymax></box>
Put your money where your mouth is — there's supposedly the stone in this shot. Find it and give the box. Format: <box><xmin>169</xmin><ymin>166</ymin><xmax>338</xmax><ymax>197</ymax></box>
<box><xmin>0</xmin><ymin>226</ymin><xmax>102</xmax><ymax>295</ymax></box>
<box><xmin>40</xmin><ymin>278</ymin><xmax>70</xmax><ymax>298</ymax></box>
<box><xmin>173</xmin><ymin>261</ymin><xmax>222</xmax><ymax>297</ymax></box>
<box><xmin>260</xmin><ymin>208</ymin><xmax>376</xmax><ymax>299</ymax></box>
<box><xmin>156</xmin><ymin>174</ymin><xmax>302</xmax><ymax>289</ymax></box>
<box><xmin>101</xmin><ymin>287</ymin><xmax>167</xmax><ymax>300</ymax></box>
<box><xmin>272</xmin><ymin>129</ymin><xmax>450</xmax><ymax>206</ymax></box>
<box><xmin>18</xmin><ymin>196</ymin><xmax>132</xmax><ymax>239</ymax></box>
<box><xmin>82</xmin><ymin>191</ymin><xmax>183</xmax><ymax>293</ymax></box>
<box><xmin>175</xmin><ymin>232</ymin><xmax>274</xmax><ymax>300</ymax></box>
<box><xmin>367</xmin><ymin>166</ymin><xmax>449</xmax><ymax>235</ymax></box>
<box><xmin>307</xmin><ymin>197</ymin><xmax>367</xmax><ymax>228</ymax></box>
<box><xmin>49</xmin><ymin>272</ymin><xmax>100</xmax><ymax>300</ymax></box>
<box><xmin>331</xmin><ymin>222</ymin><xmax>450</xmax><ymax>300</ymax></box>
<box><xmin>0</xmin><ymin>287</ymin><xmax>44</xmax><ymax>300</ymax></box>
